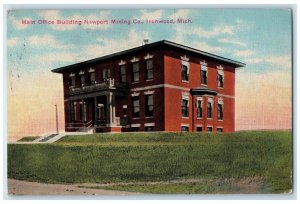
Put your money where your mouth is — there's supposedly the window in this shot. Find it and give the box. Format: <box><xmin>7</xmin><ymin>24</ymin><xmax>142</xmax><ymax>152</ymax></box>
<box><xmin>102</xmin><ymin>68</ymin><xmax>110</xmax><ymax>81</ymax></box>
<box><xmin>217</xmin><ymin>73</ymin><xmax>224</xmax><ymax>88</ymax></box>
<box><xmin>181</xmin><ymin>126</ymin><xmax>189</xmax><ymax>132</ymax></box>
<box><xmin>120</xmin><ymin>65</ymin><xmax>126</xmax><ymax>82</ymax></box>
<box><xmin>80</xmin><ymin>75</ymin><xmax>85</xmax><ymax>86</ymax></box>
<box><xmin>217</xmin><ymin>128</ymin><xmax>223</xmax><ymax>132</ymax></box>
<box><xmin>182</xmin><ymin>95</ymin><xmax>189</xmax><ymax>117</ymax></box>
<box><xmin>207</xmin><ymin>98</ymin><xmax>213</xmax><ymax>119</ymax></box>
<box><xmin>132</xmin><ymin>62</ymin><xmax>139</xmax><ymax>82</ymax></box>
<box><xmin>217</xmin><ymin>67</ymin><xmax>224</xmax><ymax>88</ymax></box>
<box><xmin>197</xmin><ymin>126</ymin><xmax>203</xmax><ymax>132</ymax></box>
<box><xmin>132</xmin><ymin>96</ymin><xmax>140</xmax><ymax>118</ymax></box>
<box><xmin>181</xmin><ymin>64</ymin><xmax>189</xmax><ymax>81</ymax></box>
<box><xmin>90</xmin><ymin>72</ymin><xmax>95</xmax><ymax>84</ymax></box>
<box><xmin>196</xmin><ymin>98</ymin><xmax>202</xmax><ymax>118</ymax></box>
<box><xmin>206</xmin><ymin>126</ymin><xmax>213</xmax><ymax>132</ymax></box>
<box><xmin>79</xmin><ymin>102</ymin><xmax>83</xmax><ymax>120</ymax></box>
<box><xmin>217</xmin><ymin>104</ymin><xmax>223</xmax><ymax>120</ymax></box>
<box><xmin>83</xmin><ymin>102</ymin><xmax>87</xmax><ymax>121</ymax></box>
<box><xmin>74</xmin><ymin>102</ymin><xmax>77</xmax><ymax>121</ymax></box>
<box><xmin>145</xmin><ymin>94</ymin><xmax>154</xmax><ymax>117</ymax></box>
<box><xmin>131</xmin><ymin>127</ymin><xmax>140</xmax><ymax>132</ymax></box>
<box><xmin>122</xmin><ymin>105</ymin><xmax>127</xmax><ymax>117</ymax></box>
<box><xmin>145</xmin><ymin>59</ymin><xmax>153</xmax><ymax>80</ymax></box>
<box><xmin>70</xmin><ymin>76</ymin><xmax>76</xmax><ymax>87</ymax></box>
<box><xmin>201</xmin><ymin>65</ymin><xmax>208</xmax><ymax>85</ymax></box>
<box><xmin>201</xmin><ymin>70</ymin><xmax>207</xmax><ymax>85</ymax></box>
<box><xmin>145</xmin><ymin>126</ymin><xmax>154</xmax><ymax>131</ymax></box>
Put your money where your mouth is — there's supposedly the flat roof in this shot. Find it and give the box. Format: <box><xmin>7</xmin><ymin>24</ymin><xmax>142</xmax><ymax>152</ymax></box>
<box><xmin>52</xmin><ymin>40</ymin><xmax>246</xmax><ymax>73</ymax></box>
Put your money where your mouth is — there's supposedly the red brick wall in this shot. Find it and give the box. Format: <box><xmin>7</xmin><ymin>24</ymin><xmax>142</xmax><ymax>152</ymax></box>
<box><xmin>163</xmin><ymin>49</ymin><xmax>236</xmax><ymax>132</ymax></box>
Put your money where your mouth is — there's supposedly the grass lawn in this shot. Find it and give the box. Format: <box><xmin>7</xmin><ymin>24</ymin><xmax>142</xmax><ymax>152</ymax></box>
<box><xmin>17</xmin><ymin>136</ymin><xmax>40</xmax><ymax>142</ymax></box>
<box><xmin>8</xmin><ymin>131</ymin><xmax>292</xmax><ymax>194</ymax></box>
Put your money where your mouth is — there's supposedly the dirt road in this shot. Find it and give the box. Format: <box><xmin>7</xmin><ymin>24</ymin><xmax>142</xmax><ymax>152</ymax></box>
<box><xmin>7</xmin><ymin>179</ymin><xmax>143</xmax><ymax>196</ymax></box>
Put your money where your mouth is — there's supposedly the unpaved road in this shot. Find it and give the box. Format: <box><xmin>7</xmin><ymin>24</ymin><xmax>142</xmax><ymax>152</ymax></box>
<box><xmin>7</xmin><ymin>179</ymin><xmax>143</xmax><ymax>196</ymax></box>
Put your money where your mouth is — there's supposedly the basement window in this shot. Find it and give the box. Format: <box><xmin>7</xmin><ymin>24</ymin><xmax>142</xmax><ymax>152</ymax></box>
<box><xmin>217</xmin><ymin>128</ymin><xmax>223</xmax><ymax>132</ymax></box>
<box><xmin>206</xmin><ymin>126</ymin><xmax>213</xmax><ymax>132</ymax></box>
<box><xmin>181</xmin><ymin>126</ymin><xmax>189</xmax><ymax>132</ymax></box>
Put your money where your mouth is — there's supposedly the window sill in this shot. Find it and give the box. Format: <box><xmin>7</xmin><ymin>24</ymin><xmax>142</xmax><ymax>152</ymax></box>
<box><xmin>207</xmin><ymin>118</ymin><xmax>213</xmax><ymax>120</ymax></box>
<box><xmin>145</xmin><ymin>116</ymin><xmax>154</xmax><ymax>119</ymax></box>
<box><xmin>197</xmin><ymin>117</ymin><xmax>203</xmax><ymax>119</ymax></box>
<box><xmin>201</xmin><ymin>83</ymin><xmax>207</xmax><ymax>86</ymax></box>
<box><xmin>182</xmin><ymin>80</ymin><xmax>189</xmax><ymax>83</ymax></box>
<box><xmin>132</xmin><ymin>81</ymin><xmax>139</xmax><ymax>84</ymax></box>
<box><xmin>146</xmin><ymin>79</ymin><xmax>153</xmax><ymax>82</ymax></box>
<box><xmin>217</xmin><ymin>119</ymin><xmax>223</xmax><ymax>122</ymax></box>
<box><xmin>132</xmin><ymin>117</ymin><xmax>140</xmax><ymax>119</ymax></box>
<box><xmin>218</xmin><ymin>87</ymin><xmax>224</xmax><ymax>89</ymax></box>
<box><xmin>182</xmin><ymin>116</ymin><xmax>189</xmax><ymax>119</ymax></box>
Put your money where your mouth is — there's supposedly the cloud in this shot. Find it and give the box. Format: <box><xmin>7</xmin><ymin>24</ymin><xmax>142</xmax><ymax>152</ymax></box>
<box><xmin>27</xmin><ymin>34</ymin><xmax>71</xmax><ymax>49</ymax></box>
<box><xmin>83</xmin><ymin>29</ymin><xmax>151</xmax><ymax>59</ymax></box>
<box><xmin>265</xmin><ymin>55</ymin><xmax>291</xmax><ymax>67</ymax></box>
<box><xmin>169</xmin><ymin>9</ymin><xmax>190</xmax><ymax>19</ymax></box>
<box><xmin>233</xmin><ymin>50</ymin><xmax>254</xmax><ymax>57</ymax></box>
<box><xmin>7</xmin><ymin>37</ymin><xmax>19</xmax><ymax>47</ymax></box>
<box><xmin>243</xmin><ymin>57</ymin><xmax>263</xmax><ymax>64</ymax></box>
<box><xmin>243</xmin><ymin>55</ymin><xmax>291</xmax><ymax>68</ymax></box>
<box><xmin>136</xmin><ymin>9</ymin><xmax>164</xmax><ymax>19</ymax></box>
<box><xmin>35</xmin><ymin>52</ymin><xmax>81</xmax><ymax>63</ymax></box>
<box><xmin>38</xmin><ymin>10</ymin><xmax>111</xmax><ymax>31</ymax></box>
<box><xmin>218</xmin><ymin>38</ymin><xmax>246</xmax><ymax>47</ymax></box>
<box><xmin>191</xmin><ymin>41</ymin><xmax>222</xmax><ymax>53</ymax></box>
<box><xmin>9</xmin><ymin>15</ymin><xmax>32</xmax><ymax>30</ymax></box>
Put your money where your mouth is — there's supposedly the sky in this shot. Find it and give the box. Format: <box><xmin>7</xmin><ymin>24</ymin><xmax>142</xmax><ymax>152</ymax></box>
<box><xmin>6</xmin><ymin>8</ymin><xmax>292</xmax><ymax>141</ymax></box>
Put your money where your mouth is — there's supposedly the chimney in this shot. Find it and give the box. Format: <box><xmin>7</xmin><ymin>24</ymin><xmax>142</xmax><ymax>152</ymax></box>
<box><xmin>143</xmin><ymin>39</ymin><xmax>149</xmax><ymax>45</ymax></box>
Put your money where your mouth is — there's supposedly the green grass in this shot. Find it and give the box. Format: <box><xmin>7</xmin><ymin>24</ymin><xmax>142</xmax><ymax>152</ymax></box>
<box><xmin>8</xmin><ymin>131</ymin><xmax>292</xmax><ymax>193</ymax></box>
<box><xmin>17</xmin><ymin>136</ymin><xmax>40</xmax><ymax>142</ymax></box>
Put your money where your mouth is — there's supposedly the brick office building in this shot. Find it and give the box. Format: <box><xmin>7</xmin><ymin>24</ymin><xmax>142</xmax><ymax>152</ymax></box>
<box><xmin>52</xmin><ymin>40</ymin><xmax>245</xmax><ymax>133</ymax></box>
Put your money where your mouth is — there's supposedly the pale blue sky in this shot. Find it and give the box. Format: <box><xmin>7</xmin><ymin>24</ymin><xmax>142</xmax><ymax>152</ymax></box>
<box><xmin>7</xmin><ymin>9</ymin><xmax>292</xmax><ymax>75</ymax></box>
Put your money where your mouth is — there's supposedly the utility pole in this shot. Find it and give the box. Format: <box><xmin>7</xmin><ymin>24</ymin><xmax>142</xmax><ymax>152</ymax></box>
<box><xmin>55</xmin><ymin>104</ymin><xmax>59</xmax><ymax>134</ymax></box>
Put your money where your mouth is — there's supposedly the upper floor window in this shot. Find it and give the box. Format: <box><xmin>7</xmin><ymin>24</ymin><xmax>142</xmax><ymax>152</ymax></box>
<box><xmin>182</xmin><ymin>95</ymin><xmax>189</xmax><ymax>117</ymax></box>
<box><xmin>132</xmin><ymin>96</ymin><xmax>140</xmax><ymax>118</ymax></box>
<box><xmin>70</xmin><ymin>75</ymin><xmax>76</xmax><ymax>87</ymax></box>
<box><xmin>120</xmin><ymin>65</ymin><xmax>126</xmax><ymax>82</ymax></box>
<box><xmin>196</xmin><ymin>97</ymin><xmax>203</xmax><ymax>118</ymax></box>
<box><xmin>201</xmin><ymin>64</ymin><xmax>208</xmax><ymax>85</ymax></box>
<box><xmin>145</xmin><ymin>59</ymin><xmax>153</xmax><ymax>80</ymax></box>
<box><xmin>102</xmin><ymin>68</ymin><xmax>110</xmax><ymax>81</ymax></box>
<box><xmin>132</xmin><ymin>62</ymin><xmax>139</xmax><ymax>82</ymax></box>
<box><xmin>217</xmin><ymin>67</ymin><xmax>224</xmax><ymax>88</ymax></box>
<box><xmin>80</xmin><ymin>74</ymin><xmax>85</xmax><ymax>86</ymax></box>
<box><xmin>145</xmin><ymin>94</ymin><xmax>154</xmax><ymax>117</ymax></box>
<box><xmin>181</xmin><ymin>63</ymin><xmax>189</xmax><ymax>82</ymax></box>
<box><xmin>217</xmin><ymin>98</ymin><xmax>224</xmax><ymax>120</ymax></box>
<box><xmin>207</xmin><ymin>97</ymin><xmax>213</xmax><ymax>119</ymax></box>
<box><xmin>90</xmin><ymin>72</ymin><xmax>95</xmax><ymax>84</ymax></box>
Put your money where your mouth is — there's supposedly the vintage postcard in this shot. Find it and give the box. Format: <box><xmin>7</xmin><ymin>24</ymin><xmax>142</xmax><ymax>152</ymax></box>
<box><xmin>6</xmin><ymin>8</ymin><xmax>293</xmax><ymax>196</ymax></box>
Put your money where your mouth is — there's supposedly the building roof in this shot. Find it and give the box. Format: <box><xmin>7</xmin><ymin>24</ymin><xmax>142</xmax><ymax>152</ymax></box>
<box><xmin>52</xmin><ymin>40</ymin><xmax>245</xmax><ymax>73</ymax></box>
